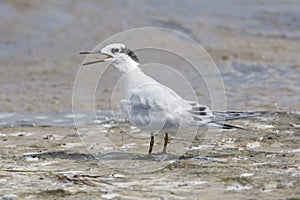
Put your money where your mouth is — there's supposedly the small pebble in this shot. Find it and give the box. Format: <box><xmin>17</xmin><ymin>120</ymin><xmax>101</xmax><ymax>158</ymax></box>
<box><xmin>246</xmin><ymin>142</ymin><xmax>260</xmax><ymax>148</ymax></box>
<box><xmin>101</xmin><ymin>193</ymin><xmax>119</xmax><ymax>200</ymax></box>
<box><xmin>24</xmin><ymin>156</ymin><xmax>39</xmax><ymax>162</ymax></box>
<box><xmin>43</xmin><ymin>134</ymin><xmax>55</xmax><ymax>140</ymax></box>
<box><xmin>1</xmin><ymin>194</ymin><xmax>19</xmax><ymax>200</ymax></box>
<box><xmin>240</xmin><ymin>173</ymin><xmax>254</xmax><ymax>177</ymax></box>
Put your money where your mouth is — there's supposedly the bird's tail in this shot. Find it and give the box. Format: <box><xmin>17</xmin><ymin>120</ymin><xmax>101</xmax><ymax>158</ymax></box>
<box><xmin>212</xmin><ymin>111</ymin><xmax>269</xmax><ymax>121</ymax></box>
<box><xmin>209</xmin><ymin>111</ymin><xmax>269</xmax><ymax>130</ymax></box>
<box><xmin>208</xmin><ymin>121</ymin><xmax>247</xmax><ymax>130</ymax></box>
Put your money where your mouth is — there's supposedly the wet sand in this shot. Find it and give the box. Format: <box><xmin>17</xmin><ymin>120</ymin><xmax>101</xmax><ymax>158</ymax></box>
<box><xmin>0</xmin><ymin>113</ymin><xmax>299</xmax><ymax>199</ymax></box>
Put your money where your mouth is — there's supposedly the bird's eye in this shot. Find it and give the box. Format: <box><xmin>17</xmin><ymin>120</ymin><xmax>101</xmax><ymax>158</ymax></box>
<box><xmin>112</xmin><ymin>48</ymin><xmax>119</xmax><ymax>54</ymax></box>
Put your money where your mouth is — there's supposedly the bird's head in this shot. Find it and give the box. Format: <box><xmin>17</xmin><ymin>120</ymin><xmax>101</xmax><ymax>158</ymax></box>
<box><xmin>80</xmin><ymin>43</ymin><xmax>140</xmax><ymax>73</ymax></box>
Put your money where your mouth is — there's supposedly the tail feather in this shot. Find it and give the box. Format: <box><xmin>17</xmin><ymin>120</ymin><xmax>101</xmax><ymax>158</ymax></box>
<box><xmin>209</xmin><ymin>121</ymin><xmax>247</xmax><ymax>130</ymax></box>
<box><xmin>212</xmin><ymin>111</ymin><xmax>269</xmax><ymax>121</ymax></box>
<box><xmin>207</xmin><ymin>111</ymin><xmax>269</xmax><ymax>131</ymax></box>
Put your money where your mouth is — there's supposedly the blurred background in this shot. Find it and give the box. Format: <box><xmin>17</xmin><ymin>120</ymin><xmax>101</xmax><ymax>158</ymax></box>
<box><xmin>0</xmin><ymin>0</ymin><xmax>299</xmax><ymax>113</ymax></box>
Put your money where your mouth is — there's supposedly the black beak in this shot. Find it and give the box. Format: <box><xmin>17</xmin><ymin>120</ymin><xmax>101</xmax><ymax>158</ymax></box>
<box><xmin>79</xmin><ymin>51</ymin><xmax>97</xmax><ymax>55</ymax></box>
<box><xmin>79</xmin><ymin>51</ymin><xmax>110</xmax><ymax>66</ymax></box>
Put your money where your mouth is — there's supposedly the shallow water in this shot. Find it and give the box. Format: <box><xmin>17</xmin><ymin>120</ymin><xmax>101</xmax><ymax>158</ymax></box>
<box><xmin>0</xmin><ymin>0</ymin><xmax>299</xmax><ymax>113</ymax></box>
<box><xmin>0</xmin><ymin>110</ymin><xmax>115</xmax><ymax>128</ymax></box>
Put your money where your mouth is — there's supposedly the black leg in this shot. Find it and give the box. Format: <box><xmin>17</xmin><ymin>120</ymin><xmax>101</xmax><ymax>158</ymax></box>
<box><xmin>162</xmin><ymin>132</ymin><xmax>169</xmax><ymax>154</ymax></box>
<box><xmin>148</xmin><ymin>134</ymin><xmax>154</xmax><ymax>155</ymax></box>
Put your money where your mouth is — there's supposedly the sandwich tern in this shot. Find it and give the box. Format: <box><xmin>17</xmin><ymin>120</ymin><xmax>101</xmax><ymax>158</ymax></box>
<box><xmin>80</xmin><ymin>43</ymin><xmax>265</xmax><ymax>155</ymax></box>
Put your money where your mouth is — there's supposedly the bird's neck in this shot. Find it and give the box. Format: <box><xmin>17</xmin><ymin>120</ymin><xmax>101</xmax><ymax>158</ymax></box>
<box><xmin>113</xmin><ymin>58</ymin><xmax>140</xmax><ymax>74</ymax></box>
<box><xmin>122</xmin><ymin>66</ymin><xmax>157</xmax><ymax>99</ymax></box>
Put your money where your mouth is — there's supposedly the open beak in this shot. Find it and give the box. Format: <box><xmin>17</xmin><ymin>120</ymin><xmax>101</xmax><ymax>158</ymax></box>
<box><xmin>79</xmin><ymin>51</ymin><xmax>112</xmax><ymax>66</ymax></box>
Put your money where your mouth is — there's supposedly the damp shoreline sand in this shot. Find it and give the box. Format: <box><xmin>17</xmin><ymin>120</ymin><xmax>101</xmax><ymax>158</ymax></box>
<box><xmin>0</xmin><ymin>113</ymin><xmax>299</xmax><ymax>199</ymax></box>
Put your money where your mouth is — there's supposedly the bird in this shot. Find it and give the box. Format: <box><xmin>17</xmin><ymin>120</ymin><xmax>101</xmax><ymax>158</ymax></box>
<box><xmin>80</xmin><ymin>43</ymin><xmax>266</xmax><ymax>155</ymax></box>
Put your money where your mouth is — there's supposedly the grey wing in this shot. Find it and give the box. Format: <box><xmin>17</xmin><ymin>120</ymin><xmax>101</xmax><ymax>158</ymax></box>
<box><xmin>182</xmin><ymin>100</ymin><xmax>214</xmax><ymax>126</ymax></box>
<box><xmin>120</xmin><ymin>98</ymin><xmax>151</xmax><ymax>127</ymax></box>
<box><xmin>120</xmin><ymin>86</ymin><xmax>182</xmax><ymax>130</ymax></box>
<box><xmin>119</xmin><ymin>93</ymin><xmax>160</xmax><ymax>129</ymax></box>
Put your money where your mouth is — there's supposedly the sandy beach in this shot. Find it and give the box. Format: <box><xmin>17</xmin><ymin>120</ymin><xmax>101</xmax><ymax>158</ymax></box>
<box><xmin>0</xmin><ymin>0</ymin><xmax>299</xmax><ymax>199</ymax></box>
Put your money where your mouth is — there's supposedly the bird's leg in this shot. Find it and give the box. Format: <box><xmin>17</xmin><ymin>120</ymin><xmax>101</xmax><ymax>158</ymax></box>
<box><xmin>162</xmin><ymin>132</ymin><xmax>169</xmax><ymax>154</ymax></box>
<box><xmin>148</xmin><ymin>133</ymin><xmax>155</xmax><ymax>155</ymax></box>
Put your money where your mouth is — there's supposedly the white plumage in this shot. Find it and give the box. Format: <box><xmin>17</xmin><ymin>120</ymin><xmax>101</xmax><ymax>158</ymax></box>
<box><xmin>80</xmin><ymin>43</ymin><xmax>265</xmax><ymax>155</ymax></box>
